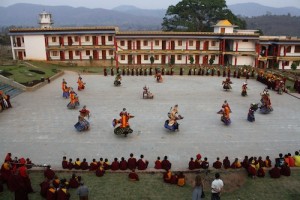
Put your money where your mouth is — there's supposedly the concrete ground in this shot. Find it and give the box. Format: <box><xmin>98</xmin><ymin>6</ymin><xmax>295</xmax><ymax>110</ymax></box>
<box><xmin>1</xmin><ymin>71</ymin><xmax>299</xmax><ymax>170</ymax></box>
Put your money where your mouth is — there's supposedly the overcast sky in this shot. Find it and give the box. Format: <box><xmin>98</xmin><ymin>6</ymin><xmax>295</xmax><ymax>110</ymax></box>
<box><xmin>1</xmin><ymin>0</ymin><xmax>300</xmax><ymax>9</ymax></box>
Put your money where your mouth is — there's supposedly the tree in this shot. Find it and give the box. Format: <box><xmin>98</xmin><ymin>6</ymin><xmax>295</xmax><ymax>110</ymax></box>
<box><xmin>170</xmin><ymin>56</ymin><xmax>175</xmax><ymax>65</ymax></box>
<box><xmin>291</xmin><ymin>62</ymin><xmax>298</xmax><ymax>71</ymax></box>
<box><xmin>150</xmin><ymin>56</ymin><xmax>155</xmax><ymax>65</ymax></box>
<box><xmin>162</xmin><ymin>0</ymin><xmax>246</xmax><ymax>32</ymax></box>
<box><xmin>189</xmin><ymin>56</ymin><xmax>194</xmax><ymax>64</ymax></box>
<box><xmin>209</xmin><ymin>57</ymin><xmax>215</xmax><ymax>65</ymax></box>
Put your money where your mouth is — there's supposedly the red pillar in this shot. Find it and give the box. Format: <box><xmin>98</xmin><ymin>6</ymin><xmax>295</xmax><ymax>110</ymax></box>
<box><xmin>235</xmin><ymin>41</ymin><xmax>238</xmax><ymax>52</ymax></box>
<box><xmin>186</xmin><ymin>40</ymin><xmax>188</xmax><ymax>50</ymax></box>
<box><xmin>151</xmin><ymin>41</ymin><xmax>153</xmax><ymax>51</ymax></box>
<box><xmin>234</xmin><ymin>56</ymin><xmax>237</xmax><ymax>66</ymax></box>
<box><xmin>114</xmin><ymin>37</ymin><xmax>118</xmax><ymax>68</ymax></box>
<box><xmin>79</xmin><ymin>37</ymin><xmax>81</xmax><ymax>46</ymax></box>
<box><xmin>80</xmin><ymin>51</ymin><xmax>82</xmax><ymax>61</ymax></box>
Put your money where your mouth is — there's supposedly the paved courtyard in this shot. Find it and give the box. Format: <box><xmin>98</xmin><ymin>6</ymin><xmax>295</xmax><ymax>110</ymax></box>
<box><xmin>1</xmin><ymin>71</ymin><xmax>300</xmax><ymax>170</ymax></box>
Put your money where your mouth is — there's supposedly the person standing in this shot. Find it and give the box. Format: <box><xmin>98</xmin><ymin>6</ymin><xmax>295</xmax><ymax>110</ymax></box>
<box><xmin>192</xmin><ymin>175</ymin><xmax>204</xmax><ymax>200</ymax></box>
<box><xmin>211</xmin><ymin>173</ymin><xmax>224</xmax><ymax>200</ymax></box>
<box><xmin>77</xmin><ymin>182</ymin><xmax>89</xmax><ymax>200</ymax></box>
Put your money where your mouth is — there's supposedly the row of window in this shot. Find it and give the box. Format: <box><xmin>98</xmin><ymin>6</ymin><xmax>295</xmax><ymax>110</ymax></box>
<box><xmin>119</xmin><ymin>55</ymin><xmax>216</xmax><ymax>61</ymax></box>
<box><xmin>50</xmin><ymin>35</ymin><xmax>113</xmax><ymax>43</ymax></box>
<box><xmin>51</xmin><ymin>50</ymin><xmax>114</xmax><ymax>56</ymax></box>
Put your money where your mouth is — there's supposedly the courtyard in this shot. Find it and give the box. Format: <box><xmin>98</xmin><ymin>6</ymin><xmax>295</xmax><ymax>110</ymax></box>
<box><xmin>0</xmin><ymin>71</ymin><xmax>299</xmax><ymax>170</ymax></box>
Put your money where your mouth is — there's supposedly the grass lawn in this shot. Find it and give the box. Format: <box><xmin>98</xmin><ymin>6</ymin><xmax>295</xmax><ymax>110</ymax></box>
<box><xmin>1</xmin><ymin>169</ymin><xmax>299</xmax><ymax>200</ymax></box>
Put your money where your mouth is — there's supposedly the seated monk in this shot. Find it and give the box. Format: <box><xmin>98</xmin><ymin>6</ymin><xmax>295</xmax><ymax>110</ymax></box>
<box><xmin>247</xmin><ymin>160</ymin><xmax>257</xmax><ymax>178</ymax></box>
<box><xmin>201</xmin><ymin>157</ymin><xmax>209</xmax><ymax>169</ymax></box>
<box><xmin>189</xmin><ymin>157</ymin><xmax>196</xmax><ymax>170</ymax></box>
<box><xmin>161</xmin><ymin>156</ymin><xmax>172</xmax><ymax>171</ymax></box>
<box><xmin>177</xmin><ymin>172</ymin><xmax>185</xmax><ymax>187</ymax></box>
<box><xmin>284</xmin><ymin>154</ymin><xmax>290</xmax><ymax>167</ymax></box>
<box><xmin>80</xmin><ymin>158</ymin><xmax>89</xmax><ymax>170</ymax></box>
<box><xmin>163</xmin><ymin>169</ymin><xmax>172</xmax><ymax>183</ymax></box>
<box><xmin>170</xmin><ymin>173</ymin><xmax>178</xmax><ymax>184</ymax></box>
<box><xmin>89</xmin><ymin>159</ymin><xmax>98</xmax><ymax>171</ymax></box>
<box><xmin>44</xmin><ymin>165</ymin><xmax>55</xmax><ymax>180</ymax></box>
<box><xmin>280</xmin><ymin>163</ymin><xmax>291</xmax><ymax>176</ymax></box>
<box><xmin>269</xmin><ymin>165</ymin><xmax>281</xmax><ymax>178</ymax></box>
<box><xmin>52</xmin><ymin>176</ymin><xmax>60</xmax><ymax>189</ymax></box>
<box><xmin>67</xmin><ymin>158</ymin><xmax>74</xmax><ymax>170</ymax></box>
<box><xmin>294</xmin><ymin>151</ymin><xmax>300</xmax><ymax>167</ymax></box>
<box><xmin>96</xmin><ymin>166</ymin><xmax>105</xmax><ymax>177</ymax></box>
<box><xmin>195</xmin><ymin>154</ymin><xmax>202</xmax><ymax>169</ymax></box>
<box><xmin>62</xmin><ymin>156</ymin><xmax>68</xmax><ymax>169</ymax></box>
<box><xmin>213</xmin><ymin>157</ymin><xmax>222</xmax><ymax>169</ymax></box>
<box><xmin>128</xmin><ymin>169</ymin><xmax>139</xmax><ymax>181</ymax></box>
<box><xmin>46</xmin><ymin>186</ymin><xmax>57</xmax><ymax>200</ymax></box>
<box><xmin>119</xmin><ymin>157</ymin><xmax>128</xmax><ymax>170</ymax></box>
<box><xmin>264</xmin><ymin>156</ymin><xmax>272</xmax><ymax>168</ymax></box>
<box><xmin>69</xmin><ymin>173</ymin><xmax>80</xmax><ymax>188</ymax></box>
<box><xmin>155</xmin><ymin>157</ymin><xmax>162</xmax><ymax>170</ymax></box>
<box><xmin>111</xmin><ymin>158</ymin><xmax>120</xmax><ymax>171</ymax></box>
<box><xmin>74</xmin><ymin>158</ymin><xmax>81</xmax><ymax>170</ymax></box>
<box><xmin>137</xmin><ymin>155</ymin><xmax>148</xmax><ymax>170</ymax></box>
<box><xmin>127</xmin><ymin>153</ymin><xmax>137</xmax><ymax>170</ymax></box>
<box><xmin>257</xmin><ymin>156</ymin><xmax>265</xmax><ymax>168</ymax></box>
<box><xmin>0</xmin><ymin>160</ymin><xmax>12</xmax><ymax>182</ymax></box>
<box><xmin>4</xmin><ymin>153</ymin><xmax>13</xmax><ymax>162</ymax></box>
<box><xmin>223</xmin><ymin>156</ymin><xmax>231</xmax><ymax>169</ymax></box>
<box><xmin>257</xmin><ymin>166</ymin><xmax>265</xmax><ymax>178</ymax></box>
<box><xmin>79</xmin><ymin>105</ymin><xmax>90</xmax><ymax>119</ymax></box>
<box><xmin>288</xmin><ymin>153</ymin><xmax>295</xmax><ymax>167</ymax></box>
<box><xmin>39</xmin><ymin>177</ymin><xmax>50</xmax><ymax>198</ymax></box>
<box><xmin>231</xmin><ymin>158</ymin><xmax>242</xmax><ymax>169</ymax></box>
<box><xmin>98</xmin><ymin>158</ymin><xmax>104</xmax><ymax>168</ymax></box>
<box><xmin>57</xmin><ymin>184</ymin><xmax>70</xmax><ymax>200</ymax></box>
<box><xmin>103</xmin><ymin>158</ymin><xmax>110</xmax><ymax>170</ymax></box>
<box><xmin>241</xmin><ymin>156</ymin><xmax>249</xmax><ymax>169</ymax></box>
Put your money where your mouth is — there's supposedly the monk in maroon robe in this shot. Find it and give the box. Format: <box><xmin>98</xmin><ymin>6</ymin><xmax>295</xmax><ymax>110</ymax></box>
<box><xmin>119</xmin><ymin>157</ymin><xmax>128</xmax><ymax>170</ymax></box>
<box><xmin>127</xmin><ymin>153</ymin><xmax>137</xmax><ymax>170</ymax></box>
<box><xmin>257</xmin><ymin>156</ymin><xmax>265</xmax><ymax>168</ymax></box>
<box><xmin>98</xmin><ymin>158</ymin><xmax>104</xmax><ymax>168</ymax></box>
<box><xmin>96</xmin><ymin>167</ymin><xmax>105</xmax><ymax>177</ymax></box>
<box><xmin>0</xmin><ymin>160</ymin><xmax>12</xmax><ymax>182</ymax></box>
<box><xmin>67</xmin><ymin>159</ymin><xmax>74</xmax><ymax>170</ymax></box>
<box><xmin>53</xmin><ymin>176</ymin><xmax>60</xmax><ymax>189</ymax></box>
<box><xmin>264</xmin><ymin>156</ymin><xmax>272</xmax><ymax>168</ymax></box>
<box><xmin>57</xmin><ymin>185</ymin><xmax>70</xmax><ymax>200</ymax></box>
<box><xmin>241</xmin><ymin>156</ymin><xmax>249</xmax><ymax>169</ymax></box>
<box><xmin>161</xmin><ymin>156</ymin><xmax>172</xmax><ymax>170</ymax></box>
<box><xmin>25</xmin><ymin>158</ymin><xmax>33</xmax><ymax>169</ymax></box>
<box><xmin>62</xmin><ymin>156</ymin><xmax>68</xmax><ymax>169</ymax></box>
<box><xmin>128</xmin><ymin>169</ymin><xmax>139</xmax><ymax>181</ymax></box>
<box><xmin>44</xmin><ymin>166</ymin><xmax>55</xmax><ymax>180</ymax></box>
<box><xmin>280</xmin><ymin>163</ymin><xmax>291</xmax><ymax>176</ymax></box>
<box><xmin>18</xmin><ymin>158</ymin><xmax>34</xmax><ymax>193</ymax></box>
<box><xmin>188</xmin><ymin>158</ymin><xmax>196</xmax><ymax>170</ymax></box>
<box><xmin>74</xmin><ymin>158</ymin><xmax>81</xmax><ymax>170</ymax></box>
<box><xmin>69</xmin><ymin>174</ymin><xmax>80</xmax><ymax>188</ymax></box>
<box><xmin>137</xmin><ymin>155</ymin><xmax>148</xmax><ymax>170</ymax></box>
<box><xmin>223</xmin><ymin>156</ymin><xmax>230</xmax><ymax>169</ymax></box>
<box><xmin>103</xmin><ymin>159</ymin><xmax>110</xmax><ymax>170</ymax></box>
<box><xmin>14</xmin><ymin>173</ymin><xmax>29</xmax><ymax>200</ymax></box>
<box><xmin>111</xmin><ymin>158</ymin><xmax>120</xmax><ymax>171</ymax></box>
<box><xmin>46</xmin><ymin>186</ymin><xmax>57</xmax><ymax>200</ymax></box>
<box><xmin>257</xmin><ymin>166</ymin><xmax>265</xmax><ymax>178</ymax></box>
<box><xmin>201</xmin><ymin>157</ymin><xmax>209</xmax><ymax>169</ymax></box>
<box><xmin>40</xmin><ymin>178</ymin><xmax>50</xmax><ymax>198</ymax></box>
<box><xmin>80</xmin><ymin>158</ymin><xmax>89</xmax><ymax>170</ymax></box>
<box><xmin>4</xmin><ymin>153</ymin><xmax>12</xmax><ymax>162</ymax></box>
<box><xmin>213</xmin><ymin>157</ymin><xmax>222</xmax><ymax>169</ymax></box>
<box><xmin>269</xmin><ymin>166</ymin><xmax>281</xmax><ymax>178</ymax></box>
<box><xmin>248</xmin><ymin>163</ymin><xmax>257</xmax><ymax>178</ymax></box>
<box><xmin>155</xmin><ymin>157</ymin><xmax>162</xmax><ymax>169</ymax></box>
<box><xmin>89</xmin><ymin>159</ymin><xmax>98</xmax><ymax>171</ymax></box>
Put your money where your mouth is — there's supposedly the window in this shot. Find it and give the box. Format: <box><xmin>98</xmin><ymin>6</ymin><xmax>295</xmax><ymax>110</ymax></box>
<box><xmin>295</xmin><ymin>45</ymin><xmax>300</xmax><ymax>53</ymax></box>
<box><xmin>189</xmin><ymin>40</ymin><xmax>193</xmax><ymax>46</ymax></box>
<box><xmin>52</xmin><ymin>51</ymin><xmax>58</xmax><ymax>56</ymax></box>
<box><xmin>211</xmin><ymin>41</ymin><xmax>216</xmax><ymax>46</ymax></box>
<box><xmin>108</xmin><ymin>36</ymin><xmax>113</xmax><ymax>41</ymax></box>
<box><xmin>52</xmin><ymin>37</ymin><xmax>56</xmax><ymax>42</ymax></box>
<box><xmin>144</xmin><ymin>55</ymin><xmax>149</xmax><ymax>60</ymax></box>
<box><xmin>85</xmin><ymin>36</ymin><xmax>90</xmax><ymax>42</ymax></box>
<box><xmin>109</xmin><ymin>50</ymin><xmax>114</xmax><ymax>55</ymax></box>
<box><xmin>86</xmin><ymin>50</ymin><xmax>90</xmax><ymax>56</ymax></box>
<box><xmin>242</xmin><ymin>39</ymin><xmax>249</xmax><ymax>42</ymax></box>
<box><xmin>177</xmin><ymin>55</ymin><xmax>182</xmax><ymax>60</ymax></box>
<box><xmin>121</xmin><ymin>55</ymin><xmax>125</xmax><ymax>60</ymax></box>
<box><xmin>120</xmin><ymin>41</ymin><xmax>125</xmax><ymax>46</ymax></box>
<box><xmin>74</xmin><ymin>36</ymin><xmax>79</xmax><ymax>42</ymax></box>
<box><xmin>211</xmin><ymin>55</ymin><xmax>215</xmax><ymax>60</ymax></box>
<box><xmin>143</xmin><ymin>40</ymin><xmax>148</xmax><ymax>46</ymax></box>
<box><xmin>155</xmin><ymin>55</ymin><xmax>159</xmax><ymax>60</ymax></box>
<box><xmin>178</xmin><ymin>40</ymin><xmax>182</xmax><ymax>46</ymax></box>
<box><xmin>155</xmin><ymin>40</ymin><xmax>159</xmax><ymax>46</ymax></box>
<box><xmin>286</xmin><ymin>46</ymin><xmax>291</xmax><ymax>53</ymax></box>
<box><xmin>75</xmin><ymin>51</ymin><xmax>80</xmax><ymax>56</ymax></box>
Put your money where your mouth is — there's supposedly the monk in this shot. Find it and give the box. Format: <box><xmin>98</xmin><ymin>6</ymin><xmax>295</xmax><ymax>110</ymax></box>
<box><xmin>67</xmin><ymin>158</ymin><xmax>74</xmax><ymax>170</ymax></box>
<box><xmin>57</xmin><ymin>184</ymin><xmax>71</xmax><ymax>200</ymax></box>
<box><xmin>46</xmin><ymin>186</ymin><xmax>57</xmax><ymax>200</ymax></box>
<box><xmin>74</xmin><ymin>158</ymin><xmax>81</xmax><ymax>170</ymax></box>
<box><xmin>223</xmin><ymin>156</ymin><xmax>231</xmax><ymax>169</ymax></box>
<box><xmin>96</xmin><ymin>166</ymin><xmax>105</xmax><ymax>177</ymax></box>
<box><xmin>247</xmin><ymin>160</ymin><xmax>257</xmax><ymax>178</ymax></box>
<box><xmin>177</xmin><ymin>172</ymin><xmax>185</xmax><ymax>187</ymax></box>
<box><xmin>288</xmin><ymin>153</ymin><xmax>295</xmax><ymax>167</ymax></box>
<box><xmin>269</xmin><ymin>165</ymin><xmax>281</xmax><ymax>178</ymax></box>
<box><xmin>264</xmin><ymin>156</ymin><xmax>272</xmax><ymax>168</ymax></box>
<box><xmin>18</xmin><ymin>158</ymin><xmax>34</xmax><ymax>193</ymax></box>
<box><xmin>0</xmin><ymin>160</ymin><xmax>12</xmax><ymax>182</ymax></box>
<box><xmin>257</xmin><ymin>157</ymin><xmax>265</xmax><ymax>168</ymax></box>
<box><xmin>39</xmin><ymin>178</ymin><xmax>50</xmax><ymax>198</ymax></box>
<box><xmin>280</xmin><ymin>163</ymin><xmax>291</xmax><ymax>176</ymax></box>
<box><xmin>242</xmin><ymin>156</ymin><xmax>249</xmax><ymax>169</ymax></box>
<box><xmin>127</xmin><ymin>153</ymin><xmax>137</xmax><ymax>170</ymax></box>
<box><xmin>98</xmin><ymin>158</ymin><xmax>104</xmax><ymax>168</ymax></box>
<box><xmin>111</xmin><ymin>158</ymin><xmax>120</xmax><ymax>171</ymax></box>
<box><xmin>189</xmin><ymin>157</ymin><xmax>196</xmax><ymax>170</ymax></box>
<box><xmin>137</xmin><ymin>155</ymin><xmax>148</xmax><ymax>170</ymax></box>
<box><xmin>128</xmin><ymin>169</ymin><xmax>139</xmax><ymax>181</ymax></box>
<box><xmin>53</xmin><ymin>176</ymin><xmax>60</xmax><ymax>189</ymax></box>
<box><xmin>201</xmin><ymin>157</ymin><xmax>209</xmax><ymax>169</ymax></box>
<box><xmin>119</xmin><ymin>157</ymin><xmax>128</xmax><ymax>170</ymax></box>
<box><xmin>103</xmin><ymin>158</ymin><xmax>110</xmax><ymax>170</ymax></box>
<box><xmin>257</xmin><ymin>166</ymin><xmax>265</xmax><ymax>178</ymax></box>
<box><xmin>161</xmin><ymin>156</ymin><xmax>172</xmax><ymax>170</ymax></box>
<box><xmin>213</xmin><ymin>157</ymin><xmax>222</xmax><ymax>169</ymax></box>
<box><xmin>163</xmin><ymin>169</ymin><xmax>172</xmax><ymax>183</ymax></box>
<box><xmin>80</xmin><ymin>158</ymin><xmax>89</xmax><ymax>170</ymax></box>
<box><xmin>44</xmin><ymin>165</ymin><xmax>55</xmax><ymax>180</ymax></box>
<box><xmin>154</xmin><ymin>157</ymin><xmax>162</xmax><ymax>169</ymax></box>
<box><xmin>69</xmin><ymin>173</ymin><xmax>80</xmax><ymax>188</ymax></box>
<box><xmin>4</xmin><ymin>153</ymin><xmax>12</xmax><ymax>162</ymax></box>
<box><xmin>62</xmin><ymin>156</ymin><xmax>68</xmax><ymax>169</ymax></box>
<box><xmin>77</xmin><ymin>76</ymin><xmax>85</xmax><ymax>91</ymax></box>
<box><xmin>195</xmin><ymin>154</ymin><xmax>202</xmax><ymax>169</ymax></box>
<box><xmin>89</xmin><ymin>159</ymin><xmax>98</xmax><ymax>171</ymax></box>
<box><xmin>294</xmin><ymin>151</ymin><xmax>300</xmax><ymax>167</ymax></box>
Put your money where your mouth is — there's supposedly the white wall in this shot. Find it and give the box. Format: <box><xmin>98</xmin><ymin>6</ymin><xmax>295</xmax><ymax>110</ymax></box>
<box><xmin>234</xmin><ymin>56</ymin><xmax>254</xmax><ymax>66</ymax></box>
<box><xmin>233</xmin><ymin>40</ymin><xmax>255</xmax><ymax>51</ymax></box>
<box><xmin>24</xmin><ymin>35</ymin><xmax>46</xmax><ymax>60</ymax></box>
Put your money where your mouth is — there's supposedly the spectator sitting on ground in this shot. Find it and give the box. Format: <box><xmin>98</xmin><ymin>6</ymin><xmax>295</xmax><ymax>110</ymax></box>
<box><xmin>62</xmin><ymin>156</ymin><xmax>68</xmax><ymax>169</ymax></box>
<box><xmin>46</xmin><ymin>185</ymin><xmax>57</xmax><ymax>200</ymax></box>
<box><xmin>69</xmin><ymin>173</ymin><xmax>81</xmax><ymax>188</ymax></box>
<box><xmin>257</xmin><ymin>166</ymin><xmax>265</xmax><ymax>178</ymax></box>
<box><xmin>119</xmin><ymin>157</ymin><xmax>128</xmax><ymax>170</ymax></box>
<box><xmin>257</xmin><ymin>156</ymin><xmax>265</xmax><ymax>168</ymax></box>
<box><xmin>195</xmin><ymin>154</ymin><xmax>202</xmax><ymax>169</ymax></box>
<box><xmin>269</xmin><ymin>165</ymin><xmax>281</xmax><ymax>178</ymax></box>
<box><xmin>223</xmin><ymin>156</ymin><xmax>231</xmax><ymax>169</ymax></box>
<box><xmin>89</xmin><ymin>159</ymin><xmax>98</xmax><ymax>171</ymax></box>
<box><xmin>177</xmin><ymin>172</ymin><xmax>185</xmax><ymax>187</ymax></box>
<box><xmin>96</xmin><ymin>166</ymin><xmax>105</xmax><ymax>177</ymax></box>
<box><xmin>280</xmin><ymin>162</ymin><xmax>291</xmax><ymax>176</ymax></box>
<box><xmin>80</xmin><ymin>158</ymin><xmax>89</xmax><ymax>170</ymax></box>
<box><xmin>231</xmin><ymin>158</ymin><xmax>242</xmax><ymax>169</ymax></box>
<box><xmin>67</xmin><ymin>158</ymin><xmax>74</xmax><ymax>170</ymax></box>
<box><xmin>137</xmin><ymin>155</ymin><xmax>148</xmax><ymax>170</ymax></box>
<box><xmin>57</xmin><ymin>183</ymin><xmax>71</xmax><ymax>200</ymax></box>
<box><xmin>161</xmin><ymin>156</ymin><xmax>172</xmax><ymax>170</ymax></box>
<box><xmin>264</xmin><ymin>156</ymin><xmax>272</xmax><ymax>168</ymax></box>
<box><xmin>74</xmin><ymin>158</ymin><xmax>81</xmax><ymax>170</ymax></box>
<box><xmin>39</xmin><ymin>177</ymin><xmax>50</xmax><ymax>198</ymax></box>
<box><xmin>288</xmin><ymin>153</ymin><xmax>295</xmax><ymax>167</ymax></box>
<box><xmin>111</xmin><ymin>158</ymin><xmax>120</xmax><ymax>171</ymax></box>
<box><xmin>103</xmin><ymin>158</ymin><xmax>110</xmax><ymax>170</ymax></box>
<box><xmin>294</xmin><ymin>151</ymin><xmax>300</xmax><ymax>167</ymax></box>
<box><xmin>189</xmin><ymin>157</ymin><xmax>196</xmax><ymax>170</ymax></box>
<box><xmin>284</xmin><ymin>154</ymin><xmax>290</xmax><ymax>167</ymax></box>
<box><xmin>98</xmin><ymin>158</ymin><xmax>104</xmax><ymax>168</ymax></box>
<box><xmin>213</xmin><ymin>157</ymin><xmax>222</xmax><ymax>169</ymax></box>
<box><xmin>53</xmin><ymin>175</ymin><xmax>60</xmax><ymax>189</ymax></box>
<box><xmin>44</xmin><ymin>165</ymin><xmax>55</xmax><ymax>180</ymax></box>
<box><xmin>128</xmin><ymin>169</ymin><xmax>139</xmax><ymax>181</ymax></box>
<box><xmin>247</xmin><ymin>159</ymin><xmax>257</xmax><ymax>178</ymax></box>
<box><xmin>275</xmin><ymin>153</ymin><xmax>285</xmax><ymax>167</ymax></box>
<box><xmin>201</xmin><ymin>157</ymin><xmax>209</xmax><ymax>169</ymax></box>
<box><xmin>241</xmin><ymin>155</ymin><xmax>249</xmax><ymax>169</ymax></box>
<box><xmin>155</xmin><ymin>157</ymin><xmax>162</xmax><ymax>169</ymax></box>
<box><xmin>163</xmin><ymin>169</ymin><xmax>172</xmax><ymax>183</ymax></box>
<box><xmin>127</xmin><ymin>153</ymin><xmax>137</xmax><ymax>170</ymax></box>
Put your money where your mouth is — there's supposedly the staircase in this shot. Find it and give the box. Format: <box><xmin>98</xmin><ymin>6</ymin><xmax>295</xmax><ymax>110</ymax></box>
<box><xmin>0</xmin><ymin>82</ymin><xmax>23</xmax><ymax>98</ymax></box>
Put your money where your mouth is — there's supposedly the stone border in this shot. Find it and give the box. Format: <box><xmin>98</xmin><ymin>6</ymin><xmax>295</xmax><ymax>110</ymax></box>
<box><xmin>0</xmin><ymin>74</ymin><xmax>26</xmax><ymax>91</ymax></box>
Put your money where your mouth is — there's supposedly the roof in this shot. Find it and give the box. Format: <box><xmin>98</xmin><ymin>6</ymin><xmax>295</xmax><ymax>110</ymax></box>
<box><xmin>213</xmin><ymin>20</ymin><xmax>238</xmax><ymax>27</ymax></box>
<box><xmin>9</xmin><ymin>26</ymin><xmax>118</xmax><ymax>33</ymax></box>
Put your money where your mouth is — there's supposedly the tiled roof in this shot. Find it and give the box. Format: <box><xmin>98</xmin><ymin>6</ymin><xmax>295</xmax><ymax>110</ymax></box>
<box><xmin>9</xmin><ymin>26</ymin><xmax>117</xmax><ymax>32</ymax></box>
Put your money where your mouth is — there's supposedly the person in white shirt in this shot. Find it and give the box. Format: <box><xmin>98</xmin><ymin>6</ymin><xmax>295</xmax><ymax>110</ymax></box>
<box><xmin>211</xmin><ymin>173</ymin><xmax>224</xmax><ymax>200</ymax></box>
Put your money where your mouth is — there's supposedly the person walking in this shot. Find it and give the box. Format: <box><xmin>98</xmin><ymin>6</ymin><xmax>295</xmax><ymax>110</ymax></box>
<box><xmin>77</xmin><ymin>182</ymin><xmax>89</xmax><ymax>200</ymax></box>
<box><xmin>211</xmin><ymin>173</ymin><xmax>224</xmax><ymax>200</ymax></box>
<box><xmin>192</xmin><ymin>175</ymin><xmax>204</xmax><ymax>200</ymax></box>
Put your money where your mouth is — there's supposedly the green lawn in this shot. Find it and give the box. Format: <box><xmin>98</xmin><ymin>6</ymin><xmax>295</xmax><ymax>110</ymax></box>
<box><xmin>1</xmin><ymin>169</ymin><xmax>300</xmax><ymax>200</ymax></box>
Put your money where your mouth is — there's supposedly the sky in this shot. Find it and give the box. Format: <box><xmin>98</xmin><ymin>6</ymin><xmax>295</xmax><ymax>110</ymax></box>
<box><xmin>1</xmin><ymin>0</ymin><xmax>300</xmax><ymax>9</ymax></box>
